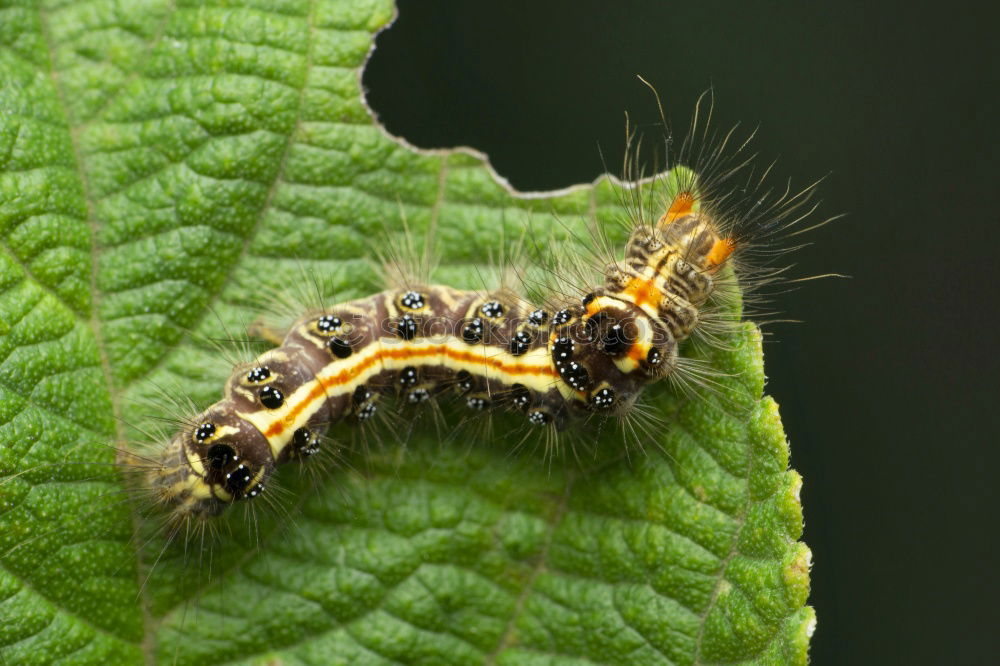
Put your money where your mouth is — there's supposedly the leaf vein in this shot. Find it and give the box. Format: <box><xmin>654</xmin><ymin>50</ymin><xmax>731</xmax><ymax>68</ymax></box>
<box><xmin>484</xmin><ymin>473</ymin><xmax>575</xmax><ymax>665</ymax></box>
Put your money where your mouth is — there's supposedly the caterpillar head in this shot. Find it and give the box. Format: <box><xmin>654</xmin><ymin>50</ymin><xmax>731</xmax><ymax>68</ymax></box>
<box><xmin>149</xmin><ymin>404</ymin><xmax>274</xmax><ymax>522</ymax></box>
<box><xmin>580</xmin><ymin>295</ymin><xmax>680</xmax><ymax>392</ymax></box>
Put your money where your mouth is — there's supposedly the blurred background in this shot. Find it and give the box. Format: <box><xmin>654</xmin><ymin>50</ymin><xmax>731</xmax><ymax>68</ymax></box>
<box><xmin>363</xmin><ymin>1</ymin><xmax>998</xmax><ymax>663</ymax></box>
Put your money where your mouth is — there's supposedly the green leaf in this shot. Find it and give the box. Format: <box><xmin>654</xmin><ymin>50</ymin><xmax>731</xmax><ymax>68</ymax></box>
<box><xmin>0</xmin><ymin>1</ymin><xmax>813</xmax><ymax>664</ymax></box>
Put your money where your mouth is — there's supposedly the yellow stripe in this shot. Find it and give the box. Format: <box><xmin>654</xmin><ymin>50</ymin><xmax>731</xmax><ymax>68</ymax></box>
<box><xmin>240</xmin><ymin>337</ymin><xmax>562</xmax><ymax>461</ymax></box>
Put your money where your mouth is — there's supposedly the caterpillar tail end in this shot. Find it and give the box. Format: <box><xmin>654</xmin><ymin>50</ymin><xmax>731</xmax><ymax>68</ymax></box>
<box><xmin>658</xmin><ymin>190</ymin><xmax>737</xmax><ymax>273</ymax></box>
<box><xmin>658</xmin><ymin>191</ymin><xmax>697</xmax><ymax>226</ymax></box>
<box><xmin>705</xmin><ymin>237</ymin><xmax>737</xmax><ymax>271</ymax></box>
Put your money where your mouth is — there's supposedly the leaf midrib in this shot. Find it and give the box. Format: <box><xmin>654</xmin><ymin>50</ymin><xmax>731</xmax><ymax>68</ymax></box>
<box><xmin>34</xmin><ymin>4</ymin><xmax>149</xmax><ymax>658</ymax></box>
<box><xmin>32</xmin><ymin>1</ymin><xmax>319</xmax><ymax>660</ymax></box>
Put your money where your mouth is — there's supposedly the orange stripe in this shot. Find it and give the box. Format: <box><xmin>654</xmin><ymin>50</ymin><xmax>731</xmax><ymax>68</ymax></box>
<box><xmin>263</xmin><ymin>343</ymin><xmax>558</xmax><ymax>438</ymax></box>
<box><xmin>626</xmin><ymin>343</ymin><xmax>647</xmax><ymax>362</ymax></box>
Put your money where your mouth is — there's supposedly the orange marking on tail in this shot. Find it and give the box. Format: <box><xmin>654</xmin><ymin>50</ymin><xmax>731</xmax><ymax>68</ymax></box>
<box><xmin>265</xmin><ymin>344</ymin><xmax>559</xmax><ymax>438</ymax></box>
<box><xmin>706</xmin><ymin>238</ymin><xmax>737</xmax><ymax>269</ymax></box>
<box><xmin>660</xmin><ymin>191</ymin><xmax>696</xmax><ymax>224</ymax></box>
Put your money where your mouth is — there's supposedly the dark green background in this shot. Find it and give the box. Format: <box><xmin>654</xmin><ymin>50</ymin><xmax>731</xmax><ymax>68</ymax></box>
<box><xmin>363</xmin><ymin>1</ymin><xmax>998</xmax><ymax>664</ymax></box>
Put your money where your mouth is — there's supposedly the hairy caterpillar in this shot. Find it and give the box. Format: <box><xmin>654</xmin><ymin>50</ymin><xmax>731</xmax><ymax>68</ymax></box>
<box><xmin>144</xmin><ymin>91</ymin><xmax>819</xmax><ymax>527</ymax></box>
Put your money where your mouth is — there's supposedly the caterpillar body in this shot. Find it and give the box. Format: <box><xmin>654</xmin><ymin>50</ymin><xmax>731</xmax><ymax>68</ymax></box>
<box><xmin>151</xmin><ymin>191</ymin><xmax>737</xmax><ymax>522</ymax></box>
